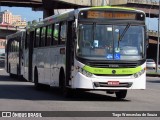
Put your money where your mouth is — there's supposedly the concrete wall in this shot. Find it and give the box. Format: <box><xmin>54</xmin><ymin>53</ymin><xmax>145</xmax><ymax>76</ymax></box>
<box><xmin>58</xmin><ymin>0</ymin><xmax>127</xmax><ymax>6</ymax></box>
<box><xmin>127</xmin><ymin>0</ymin><xmax>159</xmax><ymax>6</ymax></box>
<box><xmin>58</xmin><ymin>0</ymin><xmax>102</xmax><ymax>6</ymax></box>
<box><xmin>109</xmin><ymin>0</ymin><xmax>127</xmax><ymax>5</ymax></box>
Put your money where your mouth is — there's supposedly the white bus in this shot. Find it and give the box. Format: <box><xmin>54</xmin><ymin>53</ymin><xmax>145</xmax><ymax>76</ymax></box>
<box><xmin>9</xmin><ymin>6</ymin><xmax>148</xmax><ymax>99</ymax></box>
<box><xmin>5</xmin><ymin>30</ymin><xmax>25</xmax><ymax>77</ymax></box>
<box><xmin>0</xmin><ymin>49</ymin><xmax>5</xmax><ymax>68</ymax></box>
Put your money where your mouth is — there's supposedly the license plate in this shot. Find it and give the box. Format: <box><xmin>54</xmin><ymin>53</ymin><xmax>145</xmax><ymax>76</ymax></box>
<box><xmin>108</xmin><ymin>81</ymin><xmax>119</xmax><ymax>86</ymax></box>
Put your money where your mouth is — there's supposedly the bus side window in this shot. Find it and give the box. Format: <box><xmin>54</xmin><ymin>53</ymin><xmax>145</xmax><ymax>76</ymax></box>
<box><xmin>11</xmin><ymin>42</ymin><xmax>13</xmax><ymax>52</ymax></box>
<box><xmin>17</xmin><ymin>37</ymin><xmax>20</xmax><ymax>52</ymax></box>
<box><xmin>17</xmin><ymin>40</ymin><xmax>20</xmax><ymax>52</ymax></box>
<box><xmin>12</xmin><ymin>41</ymin><xmax>14</xmax><ymax>52</ymax></box>
<box><xmin>16</xmin><ymin>40</ymin><xmax>18</xmax><ymax>52</ymax></box>
<box><xmin>34</xmin><ymin>29</ymin><xmax>36</xmax><ymax>48</ymax></box>
<box><xmin>40</xmin><ymin>27</ymin><xmax>46</xmax><ymax>47</ymax></box>
<box><xmin>11</xmin><ymin>42</ymin><xmax>12</xmax><ymax>52</ymax></box>
<box><xmin>36</xmin><ymin>28</ymin><xmax>40</xmax><ymax>47</ymax></box>
<box><xmin>13</xmin><ymin>41</ymin><xmax>15</xmax><ymax>52</ymax></box>
<box><xmin>52</xmin><ymin>23</ymin><xmax>59</xmax><ymax>46</ymax></box>
<box><xmin>17</xmin><ymin>41</ymin><xmax>19</xmax><ymax>52</ymax></box>
<box><xmin>27</xmin><ymin>32</ymin><xmax>30</xmax><ymax>49</ymax></box>
<box><xmin>22</xmin><ymin>32</ymin><xmax>26</xmax><ymax>49</ymax></box>
<box><xmin>25</xmin><ymin>32</ymin><xmax>29</xmax><ymax>49</ymax></box>
<box><xmin>7</xmin><ymin>42</ymin><xmax>9</xmax><ymax>52</ymax></box>
<box><xmin>10</xmin><ymin>42</ymin><xmax>12</xmax><ymax>52</ymax></box>
<box><xmin>15</xmin><ymin>40</ymin><xmax>17</xmax><ymax>52</ymax></box>
<box><xmin>59</xmin><ymin>22</ymin><xmax>66</xmax><ymax>45</ymax></box>
<box><xmin>46</xmin><ymin>25</ymin><xmax>52</xmax><ymax>46</ymax></box>
<box><xmin>15</xmin><ymin>41</ymin><xmax>17</xmax><ymax>52</ymax></box>
<box><xmin>12</xmin><ymin>41</ymin><xmax>14</xmax><ymax>54</ymax></box>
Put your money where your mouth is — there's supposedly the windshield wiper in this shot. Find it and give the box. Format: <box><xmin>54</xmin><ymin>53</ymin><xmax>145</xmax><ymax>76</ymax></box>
<box><xmin>119</xmin><ymin>23</ymin><xmax>131</xmax><ymax>41</ymax></box>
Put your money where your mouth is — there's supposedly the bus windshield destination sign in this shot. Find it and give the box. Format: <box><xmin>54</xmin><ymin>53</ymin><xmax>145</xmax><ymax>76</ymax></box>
<box><xmin>87</xmin><ymin>11</ymin><xmax>136</xmax><ymax>19</ymax></box>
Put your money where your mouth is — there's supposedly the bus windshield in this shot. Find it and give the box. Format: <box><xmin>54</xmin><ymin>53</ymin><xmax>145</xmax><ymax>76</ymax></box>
<box><xmin>77</xmin><ymin>24</ymin><xmax>144</xmax><ymax>61</ymax></box>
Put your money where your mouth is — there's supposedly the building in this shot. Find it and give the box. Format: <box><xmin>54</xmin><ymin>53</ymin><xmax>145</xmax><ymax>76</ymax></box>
<box><xmin>12</xmin><ymin>15</ymin><xmax>21</xmax><ymax>24</ymax></box>
<box><xmin>0</xmin><ymin>10</ymin><xmax>26</xmax><ymax>27</ymax></box>
<box><xmin>0</xmin><ymin>10</ymin><xmax>12</xmax><ymax>24</ymax></box>
<box><xmin>12</xmin><ymin>20</ymin><xmax>27</xmax><ymax>27</ymax></box>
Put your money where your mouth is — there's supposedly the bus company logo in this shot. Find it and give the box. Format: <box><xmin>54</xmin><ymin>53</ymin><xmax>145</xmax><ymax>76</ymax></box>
<box><xmin>112</xmin><ymin>70</ymin><xmax>116</xmax><ymax>74</ymax></box>
<box><xmin>109</xmin><ymin>64</ymin><xmax>119</xmax><ymax>68</ymax></box>
<box><xmin>2</xmin><ymin>112</ymin><xmax>11</xmax><ymax>117</ymax></box>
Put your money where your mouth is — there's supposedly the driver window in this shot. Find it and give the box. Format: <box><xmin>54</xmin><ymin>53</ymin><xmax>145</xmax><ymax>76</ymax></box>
<box><xmin>79</xmin><ymin>24</ymin><xmax>92</xmax><ymax>47</ymax></box>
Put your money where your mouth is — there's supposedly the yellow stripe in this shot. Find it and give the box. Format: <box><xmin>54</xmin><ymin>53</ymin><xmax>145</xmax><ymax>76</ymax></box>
<box><xmin>83</xmin><ymin>65</ymin><xmax>142</xmax><ymax>75</ymax></box>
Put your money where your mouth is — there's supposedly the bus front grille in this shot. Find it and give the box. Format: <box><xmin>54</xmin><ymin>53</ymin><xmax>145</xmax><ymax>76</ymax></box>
<box><xmin>94</xmin><ymin>82</ymin><xmax>133</xmax><ymax>88</ymax></box>
<box><xmin>87</xmin><ymin>62</ymin><xmax>138</xmax><ymax>68</ymax></box>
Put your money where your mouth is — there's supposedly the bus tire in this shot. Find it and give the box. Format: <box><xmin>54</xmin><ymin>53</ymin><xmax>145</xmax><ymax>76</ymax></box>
<box><xmin>115</xmin><ymin>90</ymin><xmax>127</xmax><ymax>99</ymax></box>
<box><xmin>59</xmin><ymin>68</ymin><xmax>72</xmax><ymax>97</ymax></box>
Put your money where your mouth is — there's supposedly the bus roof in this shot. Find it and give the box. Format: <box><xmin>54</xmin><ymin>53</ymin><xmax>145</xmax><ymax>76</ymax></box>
<box><xmin>6</xmin><ymin>30</ymin><xmax>25</xmax><ymax>40</ymax></box>
<box><xmin>77</xmin><ymin>6</ymin><xmax>144</xmax><ymax>14</ymax></box>
<box><xmin>90</xmin><ymin>6</ymin><xmax>136</xmax><ymax>11</ymax></box>
<box><xmin>28</xmin><ymin>6</ymin><xmax>145</xmax><ymax>29</ymax></box>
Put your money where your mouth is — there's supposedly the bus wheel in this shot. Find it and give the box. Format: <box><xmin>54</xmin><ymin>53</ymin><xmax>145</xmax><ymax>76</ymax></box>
<box><xmin>34</xmin><ymin>69</ymin><xmax>41</xmax><ymax>90</ymax></box>
<box><xmin>115</xmin><ymin>90</ymin><xmax>127</xmax><ymax>99</ymax></box>
<box><xmin>59</xmin><ymin>70</ymin><xmax>72</xmax><ymax>97</ymax></box>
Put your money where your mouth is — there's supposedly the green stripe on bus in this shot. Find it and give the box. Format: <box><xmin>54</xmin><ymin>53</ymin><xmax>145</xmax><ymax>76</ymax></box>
<box><xmin>83</xmin><ymin>65</ymin><xmax>142</xmax><ymax>75</ymax></box>
<box><xmin>91</xmin><ymin>6</ymin><xmax>135</xmax><ymax>11</ymax></box>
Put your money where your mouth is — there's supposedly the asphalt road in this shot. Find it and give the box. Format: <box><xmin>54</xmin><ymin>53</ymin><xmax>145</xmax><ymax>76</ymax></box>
<box><xmin>0</xmin><ymin>69</ymin><xmax>160</xmax><ymax>120</ymax></box>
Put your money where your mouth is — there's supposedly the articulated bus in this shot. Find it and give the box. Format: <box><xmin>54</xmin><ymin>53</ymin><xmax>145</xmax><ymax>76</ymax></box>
<box><xmin>6</xmin><ymin>6</ymin><xmax>147</xmax><ymax>99</ymax></box>
<box><xmin>5</xmin><ymin>30</ymin><xmax>25</xmax><ymax>77</ymax></box>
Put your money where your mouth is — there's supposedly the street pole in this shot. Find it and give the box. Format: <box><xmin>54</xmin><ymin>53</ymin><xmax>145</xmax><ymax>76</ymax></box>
<box><xmin>148</xmin><ymin>1</ymin><xmax>153</xmax><ymax>30</ymax></box>
<box><xmin>156</xmin><ymin>0</ymin><xmax>160</xmax><ymax>73</ymax></box>
<box><xmin>0</xmin><ymin>2</ymin><xmax>1</xmax><ymax>12</ymax></box>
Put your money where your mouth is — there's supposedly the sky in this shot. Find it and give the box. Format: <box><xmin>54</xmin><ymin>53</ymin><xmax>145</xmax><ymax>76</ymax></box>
<box><xmin>146</xmin><ymin>18</ymin><xmax>158</xmax><ymax>31</ymax></box>
<box><xmin>0</xmin><ymin>1</ymin><xmax>159</xmax><ymax>31</ymax></box>
<box><xmin>147</xmin><ymin>0</ymin><xmax>159</xmax><ymax>31</ymax></box>
<box><xmin>0</xmin><ymin>6</ymin><xmax>43</xmax><ymax>22</ymax></box>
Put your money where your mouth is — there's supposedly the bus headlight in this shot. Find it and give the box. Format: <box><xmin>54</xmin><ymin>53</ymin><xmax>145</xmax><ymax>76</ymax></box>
<box><xmin>78</xmin><ymin>68</ymin><xmax>93</xmax><ymax>77</ymax></box>
<box><xmin>132</xmin><ymin>68</ymin><xmax>145</xmax><ymax>78</ymax></box>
